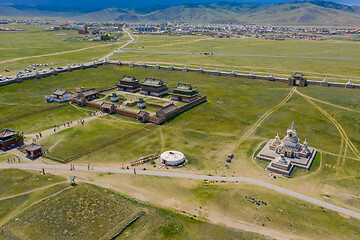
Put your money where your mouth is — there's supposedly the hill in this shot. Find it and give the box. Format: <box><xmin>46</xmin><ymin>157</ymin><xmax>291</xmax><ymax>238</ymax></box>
<box><xmin>1</xmin><ymin>1</ymin><xmax>360</xmax><ymax>25</ymax></box>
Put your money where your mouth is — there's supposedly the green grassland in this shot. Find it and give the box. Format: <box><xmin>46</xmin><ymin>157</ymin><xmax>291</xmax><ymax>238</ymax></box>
<box><xmin>0</xmin><ymin>24</ymin><xmax>128</xmax><ymax>75</ymax></box>
<box><xmin>0</xmin><ymin>169</ymin><xmax>65</xmax><ymax>198</ymax></box>
<box><xmin>0</xmin><ymin>171</ymin><xmax>269</xmax><ymax>240</ymax></box>
<box><xmin>0</xmin><ymin>24</ymin><xmax>103</xmax><ymax>61</ymax></box>
<box><xmin>110</xmin><ymin>34</ymin><xmax>360</xmax><ymax>83</ymax></box>
<box><xmin>38</xmin><ymin>117</ymin><xmax>142</xmax><ymax>160</ymax></box>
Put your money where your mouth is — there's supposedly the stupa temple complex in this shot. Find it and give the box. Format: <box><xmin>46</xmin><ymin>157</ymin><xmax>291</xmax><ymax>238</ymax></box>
<box><xmin>256</xmin><ymin>122</ymin><xmax>317</xmax><ymax>176</ymax></box>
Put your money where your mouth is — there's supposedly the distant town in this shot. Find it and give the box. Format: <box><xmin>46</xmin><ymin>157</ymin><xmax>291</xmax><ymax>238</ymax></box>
<box><xmin>1</xmin><ymin>18</ymin><xmax>360</xmax><ymax>40</ymax></box>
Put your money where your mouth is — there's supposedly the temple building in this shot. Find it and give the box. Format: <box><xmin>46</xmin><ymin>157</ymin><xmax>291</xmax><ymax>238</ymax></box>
<box><xmin>117</xmin><ymin>75</ymin><xmax>141</xmax><ymax>93</ymax></box>
<box><xmin>74</xmin><ymin>88</ymin><xmax>99</xmax><ymax>106</ymax></box>
<box><xmin>100</xmin><ymin>102</ymin><xmax>116</xmax><ymax>114</ymax></box>
<box><xmin>45</xmin><ymin>89</ymin><xmax>73</xmax><ymax>103</ymax></box>
<box><xmin>169</xmin><ymin>83</ymin><xmax>199</xmax><ymax>102</ymax></box>
<box><xmin>137</xmin><ymin>97</ymin><xmax>146</xmax><ymax>109</ymax></box>
<box><xmin>24</xmin><ymin>143</ymin><xmax>43</xmax><ymax>158</ymax></box>
<box><xmin>255</xmin><ymin>122</ymin><xmax>317</xmax><ymax>176</ymax></box>
<box><xmin>0</xmin><ymin>129</ymin><xmax>22</xmax><ymax>150</ymax></box>
<box><xmin>140</xmin><ymin>78</ymin><xmax>168</xmax><ymax>97</ymax></box>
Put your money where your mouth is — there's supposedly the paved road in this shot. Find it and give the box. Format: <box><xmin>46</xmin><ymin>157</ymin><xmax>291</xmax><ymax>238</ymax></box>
<box><xmin>99</xmin><ymin>28</ymin><xmax>135</xmax><ymax>61</ymax></box>
<box><xmin>120</xmin><ymin>49</ymin><xmax>360</xmax><ymax>60</ymax></box>
<box><xmin>1</xmin><ymin>163</ymin><xmax>359</xmax><ymax>220</ymax></box>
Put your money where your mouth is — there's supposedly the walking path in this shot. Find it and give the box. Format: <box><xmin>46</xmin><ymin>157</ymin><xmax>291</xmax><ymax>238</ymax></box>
<box><xmin>98</xmin><ymin>28</ymin><xmax>135</xmax><ymax>62</ymax></box>
<box><xmin>0</xmin><ymin>42</ymin><xmax>124</xmax><ymax>65</ymax></box>
<box><xmin>120</xmin><ymin>49</ymin><xmax>360</xmax><ymax>60</ymax></box>
<box><xmin>1</xmin><ymin>163</ymin><xmax>359</xmax><ymax>220</ymax></box>
<box><xmin>0</xmin><ymin>182</ymin><xmax>65</xmax><ymax>202</ymax></box>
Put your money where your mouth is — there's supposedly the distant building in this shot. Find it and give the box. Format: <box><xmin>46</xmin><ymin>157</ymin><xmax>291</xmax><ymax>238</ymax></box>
<box><xmin>0</xmin><ymin>129</ymin><xmax>22</xmax><ymax>150</ymax></box>
<box><xmin>256</xmin><ymin>122</ymin><xmax>317</xmax><ymax>176</ymax></box>
<box><xmin>140</xmin><ymin>78</ymin><xmax>168</xmax><ymax>97</ymax></box>
<box><xmin>288</xmin><ymin>73</ymin><xmax>307</xmax><ymax>87</ymax></box>
<box><xmin>78</xmin><ymin>26</ymin><xmax>89</xmax><ymax>34</ymax></box>
<box><xmin>117</xmin><ymin>75</ymin><xmax>141</xmax><ymax>93</ymax></box>
<box><xmin>110</xmin><ymin>92</ymin><xmax>119</xmax><ymax>102</ymax></box>
<box><xmin>169</xmin><ymin>83</ymin><xmax>199</xmax><ymax>102</ymax></box>
<box><xmin>137</xmin><ymin>97</ymin><xmax>146</xmax><ymax>109</ymax></box>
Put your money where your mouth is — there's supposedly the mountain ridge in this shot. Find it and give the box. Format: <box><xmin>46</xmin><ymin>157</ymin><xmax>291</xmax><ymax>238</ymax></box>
<box><xmin>1</xmin><ymin>1</ymin><xmax>360</xmax><ymax>25</ymax></box>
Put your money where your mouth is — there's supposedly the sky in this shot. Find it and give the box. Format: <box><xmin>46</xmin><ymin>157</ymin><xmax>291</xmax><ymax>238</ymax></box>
<box><xmin>0</xmin><ymin>0</ymin><xmax>358</xmax><ymax>8</ymax></box>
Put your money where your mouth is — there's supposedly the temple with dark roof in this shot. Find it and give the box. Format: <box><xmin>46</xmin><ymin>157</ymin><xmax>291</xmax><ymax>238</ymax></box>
<box><xmin>0</xmin><ymin>129</ymin><xmax>22</xmax><ymax>150</ymax></box>
<box><xmin>140</xmin><ymin>78</ymin><xmax>168</xmax><ymax>97</ymax></box>
<box><xmin>169</xmin><ymin>83</ymin><xmax>199</xmax><ymax>102</ymax></box>
<box><xmin>117</xmin><ymin>75</ymin><xmax>141</xmax><ymax>93</ymax></box>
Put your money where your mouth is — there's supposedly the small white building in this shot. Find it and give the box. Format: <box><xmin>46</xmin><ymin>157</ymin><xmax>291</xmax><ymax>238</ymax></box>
<box><xmin>160</xmin><ymin>150</ymin><xmax>185</xmax><ymax>166</ymax></box>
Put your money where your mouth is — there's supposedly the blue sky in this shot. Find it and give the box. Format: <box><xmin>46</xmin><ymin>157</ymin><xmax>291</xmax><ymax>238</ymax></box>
<box><xmin>0</xmin><ymin>0</ymin><xmax>359</xmax><ymax>8</ymax></box>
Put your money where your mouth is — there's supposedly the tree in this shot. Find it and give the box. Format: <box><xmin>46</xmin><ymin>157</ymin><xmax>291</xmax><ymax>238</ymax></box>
<box><xmin>13</xmin><ymin>132</ymin><xmax>24</xmax><ymax>143</ymax></box>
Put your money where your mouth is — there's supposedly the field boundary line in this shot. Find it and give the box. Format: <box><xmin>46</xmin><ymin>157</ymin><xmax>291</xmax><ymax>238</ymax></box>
<box><xmin>0</xmin><ymin>182</ymin><xmax>66</xmax><ymax>202</ymax></box>
<box><xmin>109</xmin><ymin>211</ymin><xmax>144</xmax><ymax>240</ymax></box>
<box><xmin>0</xmin><ymin>186</ymin><xmax>72</xmax><ymax>227</ymax></box>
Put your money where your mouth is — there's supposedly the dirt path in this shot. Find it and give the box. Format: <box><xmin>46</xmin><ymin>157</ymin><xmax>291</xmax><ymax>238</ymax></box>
<box><xmin>295</xmin><ymin>90</ymin><xmax>360</xmax><ymax>114</ymax></box>
<box><xmin>1</xmin><ymin>163</ymin><xmax>359</xmax><ymax>220</ymax></box>
<box><xmin>297</xmin><ymin>92</ymin><xmax>360</xmax><ymax>159</ymax></box>
<box><xmin>0</xmin><ymin>182</ymin><xmax>65</xmax><ymax>202</ymax></box>
<box><xmin>0</xmin><ymin>185</ymin><xmax>71</xmax><ymax>227</ymax></box>
<box><xmin>237</xmin><ymin>87</ymin><xmax>295</xmax><ymax>146</ymax></box>
<box><xmin>136</xmin><ymin>38</ymin><xmax>210</xmax><ymax>49</ymax></box>
<box><xmin>0</xmin><ymin>42</ymin><xmax>123</xmax><ymax>65</ymax></box>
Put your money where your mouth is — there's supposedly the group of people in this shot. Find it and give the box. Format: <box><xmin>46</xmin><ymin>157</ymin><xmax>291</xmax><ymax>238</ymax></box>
<box><xmin>69</xmin><ymin>163</ymin><xmax>94</xmax><ymax>171</ymax></box>
<box><xmin>7</xmin><ymin>157</ymin><xmax>20</xmax><ymax>164</ymax></box>
<box><xmin>32</xmin><ymin>132</ymin><xmax>43</xmax><ymax>142</ymax></box>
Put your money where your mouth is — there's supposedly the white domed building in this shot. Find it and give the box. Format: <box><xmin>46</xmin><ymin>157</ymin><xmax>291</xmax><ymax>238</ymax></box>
<box><xmin>160</xmin><ymin>151</ymin><xmax>185</xmax><ymax>166</ymax></box>
<box><xmin>255</xmin><ymin>121</ymin><xmax>317</xmax><ymax>176</ymax></box>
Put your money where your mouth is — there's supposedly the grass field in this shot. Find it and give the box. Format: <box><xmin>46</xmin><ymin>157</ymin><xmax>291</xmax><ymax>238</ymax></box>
<box><xmin>0</xmin><ymin>169</ymin><xmax>65</xmax><ymax>198</ymax></box>
<box><xmin>0</xmin><ymin>24</ymin><xmax>128</xmax><ymax>75</ymax></box>
<box><xmin>109</xmin><ymin>34</ymin><xmax>360</xmax><ymax>83</ymax></box>
<box><xmin>38</xmin><ymin>117</ymin><xmax>142</xmax><ymax>160</ymax></box>
<box><xmin>0</xmin><ymin>171</ymin><xmax>269</xmax><ymax>240</ymax></box>
<box><xmin>1</xmin><ymin>31</ymin><xmax>360</xmax><ymax>239</ymax></box>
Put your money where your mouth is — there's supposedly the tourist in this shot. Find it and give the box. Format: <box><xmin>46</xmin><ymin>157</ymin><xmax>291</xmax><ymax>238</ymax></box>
<box><xmin>18</xmin><ymin>158</ymin><xmax>20</xmax><ymax>163</ymax></box>
<box><xmin>88</xmin><ymin>164</ymin><xmax>90</xmax><ymax>171</ymax></box>
<box><xmin>70</xmin><ymin>163</ymin><xmax>72</xmax><ymax>171</ymax></box>
<box><xmin>134</xmin><ymin>168</ymin><xmax>136</xmax><ymax>174</ymax></box>
<box><xmin>39</xmin><ymin>132</ymin><xmax>42</xmax><ymax>138</ymax></box>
